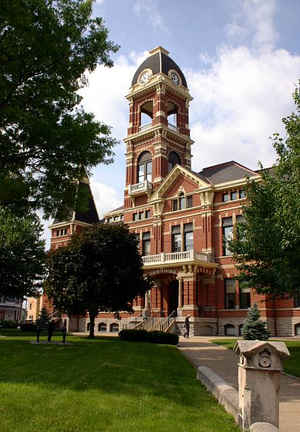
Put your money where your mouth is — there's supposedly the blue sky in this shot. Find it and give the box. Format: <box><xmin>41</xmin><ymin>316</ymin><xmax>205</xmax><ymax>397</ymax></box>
<box><xmin>50</xmin><ymin>0</ymin><xmax>300</xmax><ymax>238</ymax></box>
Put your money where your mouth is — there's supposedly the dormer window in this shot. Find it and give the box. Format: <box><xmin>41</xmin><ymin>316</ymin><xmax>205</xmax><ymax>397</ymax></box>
<box><xmin>137</xmin><ymin>151</ymin><xmax>152</xmax><ymax>183</ymax></box>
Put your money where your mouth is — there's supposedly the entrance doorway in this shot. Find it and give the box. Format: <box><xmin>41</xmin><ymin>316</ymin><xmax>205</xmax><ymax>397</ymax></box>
<box><xmin>168</xmin><ymin>279</ymin><xmax>178</xmax><ymax>316</ymax></box>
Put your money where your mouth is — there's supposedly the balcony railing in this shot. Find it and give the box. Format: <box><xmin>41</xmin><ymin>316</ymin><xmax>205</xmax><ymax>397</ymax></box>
<box><xmin>128</xmin><ymin>180</ymin><xmax>152</xmax><ymax>196</ymax></box>
<box><xmin>139</xmin><ymin>123</ymin><xmax>152</xmax><ymax>132</ymax></box>
<box><xmin>142</xmin><ymin>250</ymin><xmax>213</xmax><ymax>266</ymax></box>
<box><xmin>167</xmin><ymin>122</ymin><xmax>178</xmax><ymax>132</ymax></box>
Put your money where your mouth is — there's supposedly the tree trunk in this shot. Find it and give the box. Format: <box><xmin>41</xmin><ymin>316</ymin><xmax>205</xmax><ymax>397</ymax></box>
<box><xmin>89</xmin><ymin>312</ymin><xmax>96</xmax><ymax>338</ymax></box>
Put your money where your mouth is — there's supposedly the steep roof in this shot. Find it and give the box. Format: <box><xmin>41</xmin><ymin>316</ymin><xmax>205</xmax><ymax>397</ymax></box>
<box><xmin>197</xmin><ymin>161</ymin><xmax>258</xmax><ymax>185</ymax></box>
<box><xmin>54</xmin><ymin>179</ymin><xmax>99</xmax><ymax>225</ymax></box>
<box><xmin>131</xmin><ymin>46</ymin><xmax>187</xmax><ymax>88</ymax></box>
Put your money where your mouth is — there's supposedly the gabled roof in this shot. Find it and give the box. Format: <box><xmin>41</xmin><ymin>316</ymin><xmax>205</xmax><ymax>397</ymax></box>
<box><xmin>152</xmin><ymin>164</ymin><xmax>210</xmax><ymax>200</ymax></box>
<box><xmin>197</xmin><ymin>161</ymin><xmax>258</xmax><ymax>185</ymax></box>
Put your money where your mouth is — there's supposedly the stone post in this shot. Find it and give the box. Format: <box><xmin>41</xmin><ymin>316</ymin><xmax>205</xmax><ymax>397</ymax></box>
<box><xmin>234</xmin><ymin>340</ymin><xmax>290</xmax><ymax>431</ymax></box>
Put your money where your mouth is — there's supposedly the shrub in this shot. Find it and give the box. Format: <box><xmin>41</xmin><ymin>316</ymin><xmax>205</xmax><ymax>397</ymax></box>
<box><xmin>119</xmin><ymin>329</ymin><xmax>178</xmax><ymax>345</ymax></box>
<box><xmin>20</xmin><ymin>323</ymin><xmax>37</xmax><ymax>332</ymax></box>
<box><xmin>0</xmin><ymin>320</ymin><xmax>18</xmax><ymax>328</ymax></box>
<box><xmin>242</xmin><ymin>304</ymin><xmax>271</xmax><ymax>340</ymax></box>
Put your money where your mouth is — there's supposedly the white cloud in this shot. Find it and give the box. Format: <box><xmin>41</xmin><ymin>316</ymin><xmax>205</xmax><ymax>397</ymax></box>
<box><xmin>188</xmin><ymin>46</ymin><xmax>300</xmax><ymax>171</ymax></box>
<box><xmin>133</xmin><ymin>0</ymin><xmax>168</xmax><ymax>32</ymax></box>
<box><xmin>90</xmin><ymin>180</ymin><xmax>123</xmax><ymax>218</ymax></box>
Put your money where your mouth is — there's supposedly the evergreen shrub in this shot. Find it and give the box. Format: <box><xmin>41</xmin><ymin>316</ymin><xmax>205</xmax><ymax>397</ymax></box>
<box><xmin>119</xmin><ymin>329</ymin><xmax>178</xmax><ymax>345</ymax></box>
<box><xmin>0</xmin><ymin>320</ymin><xmax>18</xmax><ymax>328</ymax></box>
<box><xmin>242</xmin><ymin>303</ymin><xmax>271</xmax><ymax>340</ymax></box>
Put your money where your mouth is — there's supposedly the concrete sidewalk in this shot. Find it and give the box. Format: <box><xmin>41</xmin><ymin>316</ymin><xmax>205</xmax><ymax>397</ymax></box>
<box><xmin>178</xmin><ymin>337</ymin><xmax>300</xmax><ymax>432</ymax></box>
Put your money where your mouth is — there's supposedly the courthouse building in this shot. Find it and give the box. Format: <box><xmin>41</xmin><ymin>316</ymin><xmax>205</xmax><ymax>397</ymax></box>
<box><xmin>48</xmin><ymin>47</ymin><xmax>300</xmax><ymax>337</ymax></box>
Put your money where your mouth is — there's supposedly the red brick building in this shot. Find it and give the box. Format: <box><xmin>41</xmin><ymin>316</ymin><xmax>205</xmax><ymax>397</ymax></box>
<box><xmin>49</xmin><ymin>47</ymin><xmax>300</xmax><ymax>337</ymax></box>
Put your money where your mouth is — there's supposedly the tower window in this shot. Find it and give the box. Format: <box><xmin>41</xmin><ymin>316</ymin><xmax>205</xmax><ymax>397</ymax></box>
<box><xmin>168</xmin><ymin>151</ymin><xmax>181</xmax><ymax>172</ymax></box>
<box><xmin>137</xmin><ymin>151</ymin><xmax>152</xmax><ymax>183</ymax></box>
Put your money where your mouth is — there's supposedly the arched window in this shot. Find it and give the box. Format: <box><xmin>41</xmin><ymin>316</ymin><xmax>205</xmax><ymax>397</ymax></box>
<box><xmin>224</xmin><ymin>324</ymin><xmax>236</xmax><ymax>336</ymax></box>
<box><xmin>137</xmin><ymin>151</ymin><xmax>152</xmax><ymax>183</ymax></box>
<box><xmin>140</xmin><ymin>101</ymin><xmax>153</xmax><ymax>129</ymax></box>
<box><xmin>295</xmin><ymin>323</ymin><xmax>300</xmax><ymax>336</ymax></box>
<box><xmin>110</xmin><ymin>323</ymin><xmax>119</xmax><ymax>333</ymax></box>
<box><xmin>98</xmin><ymin>322</ymin><xmax>107</xmax><ymax>332</ymax></box>
<box><xmin>168</xmin><ymin>151</ymin><xmax>181</xmax><ymax>172</ymax></box>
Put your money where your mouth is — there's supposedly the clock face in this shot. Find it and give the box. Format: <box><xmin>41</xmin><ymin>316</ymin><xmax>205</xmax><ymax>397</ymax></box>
<box><xmin>170</xmin><ymin>72</ymin><xmax>179</xmax><ymax>85</ymax></box>
<box><xmin>139</xmin><ymin>70</ymin><xmax>151</xmax><ymax>84</ymax></box>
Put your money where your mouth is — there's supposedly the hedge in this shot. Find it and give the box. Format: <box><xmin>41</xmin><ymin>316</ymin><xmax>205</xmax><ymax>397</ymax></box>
<box><xmin>0</xmin><ymin>320</ymin><xmax>18</xmax><ymax>328</ymax></box>
<box><xmin>119</xmin><ymin>329</ymin><xmax>178</xmax><ymax>345</ymax></box>
<box><xmin>20</xmin><ymin>323</ymin><xmax>37</xmax><ymax>332</ymax></box>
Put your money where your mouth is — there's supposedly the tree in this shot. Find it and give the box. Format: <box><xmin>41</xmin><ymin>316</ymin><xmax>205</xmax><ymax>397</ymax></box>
<box><xmin>45</xmin><ymin>224</ymin><xmax>152</xmax><ymax>338</ymax></box>
<box><xmin>0</xmin><ymin>0</ymin><xmax>119</xmax><ymax>217</ymax></box>
<box><xmin>230</xmin><ymin>85</ymin><xmax>300</xmax><ymax>298</ymax></box>
<box><xmin>0</xmin><ymin>207</ymin><xmax>46</xmax><ymax>298</ymax></box>
<box><xmin>242</xmin><ymin>304</ymin><xmax>270</xmax><ymax>340</ymax></box>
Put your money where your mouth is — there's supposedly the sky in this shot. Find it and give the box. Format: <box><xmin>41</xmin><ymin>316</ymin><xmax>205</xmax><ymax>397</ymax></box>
<box><xmin>46</xmin><ymin>0</ymin><xmax>300</xmax><ymax>243</ymax></box>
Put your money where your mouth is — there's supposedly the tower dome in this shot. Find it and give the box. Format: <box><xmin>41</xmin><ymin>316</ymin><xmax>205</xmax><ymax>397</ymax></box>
<box><xmin>131</xmin><ymin>46</ymin><xmax>187</xmax><ymax>88</ymax></box>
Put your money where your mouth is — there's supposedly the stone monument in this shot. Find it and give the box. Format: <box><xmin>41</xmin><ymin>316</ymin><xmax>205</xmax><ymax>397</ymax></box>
<box><xmin>234</xmin><ymin>340</ymin><xmax>290</xmax><ymax>430</ymax></box>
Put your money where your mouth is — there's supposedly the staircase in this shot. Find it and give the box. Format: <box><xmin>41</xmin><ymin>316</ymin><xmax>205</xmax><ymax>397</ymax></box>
<box><xmin>135</xmin><ymin>311</ymin><xmax>177</xmax><ymax>333</ymax></box>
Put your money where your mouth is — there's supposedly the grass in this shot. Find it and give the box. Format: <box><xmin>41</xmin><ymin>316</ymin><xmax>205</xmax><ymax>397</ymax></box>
<box><xmin>212</xmin><ymin>338</ymin><xmax>300</xmax><ymax>378</ymax></box>
<box><xmin>0</xmin><ymin>331</ymin><xmax>240</xmax><ymax>432</ymax></box>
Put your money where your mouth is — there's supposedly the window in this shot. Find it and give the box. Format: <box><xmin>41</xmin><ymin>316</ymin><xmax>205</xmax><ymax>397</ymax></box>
<box><xmin>294</xmin><ymin>292</ymin><xmax>300</xmax><ymax>308</ymax></box>
<box><xmin>98</xmin><ymin>322</ymin><xmax>107</xmax><ymax>332</ymax></box>
<box><xmin>145</xmin><ymin>210</ymin><xmax>150</xmax><ymax>219</ymax></box>
<box><xmin>110</xmin><ymin>323</ymin><xmax>119</xmax><ymax>333</ymax></box>
<box><xmin>186</xmin><ymin>195</ymin><xmax>193</xmax><ymax>208</ymax></box>
<box><xmin>224</xmin><ymin>324</ymin><xmax>236</xmax><ymax>336</ymax></box>
<box><xmin>172</xmin><ymin>194</ymin><xmax>193</xmax><ymax>211</ymax></box>
<box><xmin>142</xmin><ymin>232</ymin><xmax>151</xmax><ymax>256</ymax></box>
<box><xmin>239</xmin><ymin>324</ymin><xmax>244</xmax><ymax>336</ymax></box>
<box><xmin>137</xmin><ymin>151</ymin><xmax>152</xmax><ymax>183</ymax></box>
<box><xmin>179</xmin><ymin>193</ymin><xmax>185</xmax><ymax>210</ymax></box>
<box><xmin>133</xmin><ymin>213</ymin><xmax>137</xmax><ymax>221</ymax></box>
<box><xmin>239</xmin><ymin>189</ymin><xmax>246</xmax><ymax>199</ymax></box>
<box><xmin>231</xmin><ymin>191</ymin><xmax>238</xmax><ymax>200</ymax></box>
<box><xmin>134</xmin><ymin>233</ymin><xmax>140</xmax><ymax>251</ymax></box>
<box><xmin>56</xmin><ymin>228</ymin><xmax>67</xmax><ymax>237</ymax></box>
<box><xmin>184</xmin><ymin>223</ymin><xmax>193</xmax><ymax>251</ymax></box>
<box><xmin>139</xmin><ymin>212</ymin><xmax>144</xmax><ymax>220</ymax></box>
<box><xmin>168</xmin><ymin>151</ymin><xmax>181</xmax><ymax>172</ymax></box>
<box><xmin>171</xmin><ymin>225</ymin><xmax>181</xmax><ymax>252</ymax></box>
<box><xmin>295</xmin><ymin>323</ymin><xmax>300</xmax><ymax>336</ymax></box>
<box><xmin>223</xmin><ymin>192</ymin><xmax>230</xmax><ymax>202</ymax></box>
<box><xmin>222</xmin><ymin>217</ymin><xmax>233</xmax><ymax>256</ymax></box>
<box><xmin>225</xmin><ymin>279</ymin><xmax>236</xmax><ymax>309</ymax></box>
<box><xmin>239</xmin><ymin>282</ymin><xmax>251</xmax><ymax>309</ymax></box>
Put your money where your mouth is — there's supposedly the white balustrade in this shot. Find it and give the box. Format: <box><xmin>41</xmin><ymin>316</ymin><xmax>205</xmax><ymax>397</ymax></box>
<box><xmin>142</xmin><ymin>250</ymin><xmax>211</xmax><ymax>266</ymax></box>
<box><xmin>128</xmin><ymin>180</ymin><xmax>152</xmax><ymax>196</ymax></box>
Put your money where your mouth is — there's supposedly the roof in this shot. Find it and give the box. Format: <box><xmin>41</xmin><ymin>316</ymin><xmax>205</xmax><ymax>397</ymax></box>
<box><xmin>132</xmin><ymin>46</ymin><xmax>187</xmax><ymax>88</ymax></box>
<box><xmin>197</xmin><ymin>161</ymin><xmax>258</xmax><ymax>185</ymax></box>
<box><xmin>54</xmin><ymin>180</ymin><xmax>99</xmax><ymax>225</ymax></box>
<box><xmin>234</xmin><ymin>340</ymin><xmax>290</xmax><ymax>358</ymax></box>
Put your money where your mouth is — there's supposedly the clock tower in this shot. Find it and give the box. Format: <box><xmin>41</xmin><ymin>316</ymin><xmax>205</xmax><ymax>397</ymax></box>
<box><xmin>124</xmin><ymin>46</ymin><xmax>193</xmax><ymax>212</ymax></box>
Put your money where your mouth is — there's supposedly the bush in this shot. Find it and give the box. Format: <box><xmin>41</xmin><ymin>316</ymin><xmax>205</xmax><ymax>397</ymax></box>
<box><xmin>242</xmin><ymin>304</ymin><xmax>271</xmax><ymax>340</ymax></box>
<box><xmin>20</xmin><ymin>323</ymin><xmax>37</xmax><ymax>332</ymax></box>
<box><xmin>0</xmin><ymin>320</ymin><xmax>18</xmax><ymax>328</ymax></box>
<box><xmin>119</xmin><ymin>329</ymin><xmax>179</xmax><ymax>345</ymax></box>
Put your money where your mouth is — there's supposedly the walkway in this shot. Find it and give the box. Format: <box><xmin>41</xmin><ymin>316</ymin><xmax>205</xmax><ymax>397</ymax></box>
<box><xmin>178</xmin><ymin>337</ymin><xmax>300</xmax><ymax>432</ymax></box>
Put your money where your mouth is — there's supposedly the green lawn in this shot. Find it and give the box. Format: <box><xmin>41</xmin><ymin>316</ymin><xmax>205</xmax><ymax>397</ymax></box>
<box><xmin>0</xmin><ymin>331</ymin><xmax>240</xmax><ymax>432</ymax></box>
<box><xmin>212</xmin><ymin>339</ymin><xmax>300</xmax><ymax>378</ymax></box>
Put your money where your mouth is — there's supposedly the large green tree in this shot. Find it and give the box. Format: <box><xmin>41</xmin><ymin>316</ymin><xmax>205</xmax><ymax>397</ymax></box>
<box><xmin>0</xmin><ymin>207</ymin><xmax>46</xmax><ymax>298</ymax></box>
<box><xmin>230</xmin><ymin>85</ymin><xmax>300</xmax><ymax>298</ymax></box>
<box><xmin>45</xmin><ymin>224</ymin><xmax>152</xmax><ymax>338</ymax></box>
<box><xmin>0</xmin><ymin>0</ymin><xmax>118</xmax><ymax>217</ymax></box>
